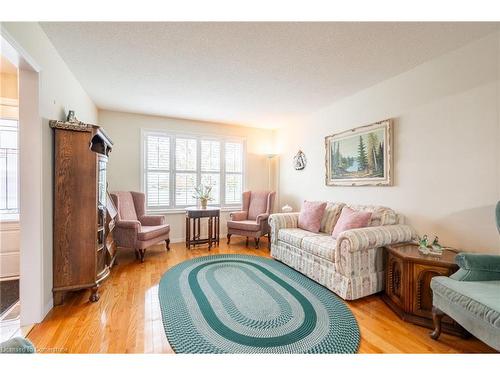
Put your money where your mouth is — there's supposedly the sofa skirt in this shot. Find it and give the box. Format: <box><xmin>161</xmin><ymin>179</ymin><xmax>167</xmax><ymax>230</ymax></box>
<box><xmin>271</xmin><ymin>240</ymin><xmax>384</xmax><ymax>300</ymax></box>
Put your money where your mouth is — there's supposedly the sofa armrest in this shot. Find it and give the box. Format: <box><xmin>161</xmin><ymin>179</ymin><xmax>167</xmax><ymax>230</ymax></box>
<box><xmin>335</xmin><ymin>224</ymin><xmax>416</xmax><ymax>278</ymax></box>
<box><xmin>230</xmin><ymin>211</ymin><xmax>248</xmax><ymax>221</ymax></box>
<box><xmin>450</xmin><ymin>253</ymin><xmax>500</xmax><ymax>281</ymax></box>
<box><xmin>116</xmin><ymin>219</ymin><xmax>141</xmax><ymax>230</ymax></box>
<box><xmin>268</xmin><ymin>213</ymin><xmax>299</xmax><ymax>244</ymax></box>
<box><xmin>336</xmin><ymin>224</ymin><xmax>416</xmax><ymax>253</ymax></box>
<box><xmin>139</xmin><ymin>215</ymin><xmax>165</xmax><ymax>226</ymax></box>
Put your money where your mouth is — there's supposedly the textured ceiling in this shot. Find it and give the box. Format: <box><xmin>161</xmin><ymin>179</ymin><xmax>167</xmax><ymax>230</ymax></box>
<box><xmin>41</xmin><ymin>22</ymin><xmax>498</xmax><ymax>128</ymax></box>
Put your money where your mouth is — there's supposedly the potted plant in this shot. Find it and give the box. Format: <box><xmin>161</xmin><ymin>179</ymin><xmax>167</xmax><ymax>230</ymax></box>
<box><xmin>192</xmin><ymin>184</ymin><xmax>214</xmax><ymax>209</ymax></box>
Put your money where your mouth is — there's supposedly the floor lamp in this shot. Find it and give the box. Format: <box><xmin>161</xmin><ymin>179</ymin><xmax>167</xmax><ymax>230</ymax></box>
<box><xmin>266</xmin><ymin>153</ymin><xmax>277</xmax><ymax>191</ymax></box>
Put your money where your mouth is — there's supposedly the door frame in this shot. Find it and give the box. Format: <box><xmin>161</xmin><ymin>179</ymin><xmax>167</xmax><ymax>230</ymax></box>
<box><xmin>1</xmin><ymin>27</ymin><xmax>45</xmax><ymax>325</ymax></box>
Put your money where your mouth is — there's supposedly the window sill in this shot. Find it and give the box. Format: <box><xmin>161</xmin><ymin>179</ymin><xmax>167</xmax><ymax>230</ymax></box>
<box><xmin>147</xmin><ymin>207</ymin><xmax>241</xmax><ymax>215</ymax></box>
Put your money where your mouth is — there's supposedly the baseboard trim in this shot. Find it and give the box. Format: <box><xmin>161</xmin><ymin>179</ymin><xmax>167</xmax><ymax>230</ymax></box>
<box><xmin>43</xmin><ymin>298</ymin><xmax>53</xmax><ymax>320</ymax></box>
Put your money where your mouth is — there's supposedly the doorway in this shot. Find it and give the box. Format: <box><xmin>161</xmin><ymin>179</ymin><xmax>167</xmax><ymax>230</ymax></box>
<box><xmin>0</xmin><ymin>50</ymin><xmax>20</xmax><ymax>341</ymax></box>
<box><xmin>0</xmin><ymin>28</ymin><xmax>43</xmax><ymax>342</ymax></box>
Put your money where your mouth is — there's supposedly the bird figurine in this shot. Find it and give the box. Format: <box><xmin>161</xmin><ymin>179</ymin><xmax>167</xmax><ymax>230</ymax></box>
<box><xmin>418</xmin><ymin>234</ymin><xmax>428</xmax><ymax>248</ymax></box>
<box><xmin>431</xmin><ymin>236</ymin><xmax>443</xmax><ymax>254</ymax></box>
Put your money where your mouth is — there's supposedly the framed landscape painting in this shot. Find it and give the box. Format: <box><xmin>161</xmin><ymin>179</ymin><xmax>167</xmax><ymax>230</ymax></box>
<box><xmin>325</xmin><ymin>119</ymin><xmax>393</xmax><ymax>186</ymax></box>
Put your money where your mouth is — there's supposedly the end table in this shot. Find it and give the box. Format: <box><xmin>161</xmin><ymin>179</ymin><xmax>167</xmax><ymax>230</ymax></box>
<box><xmin>185</xmin><ymin>206</ymin><xmax>220</xmax><ymax>250</ymax></box>
<box><xmin>382</xmin><ymin>243</ymin><xmax>466</xmax><ymax>336</ymax></box>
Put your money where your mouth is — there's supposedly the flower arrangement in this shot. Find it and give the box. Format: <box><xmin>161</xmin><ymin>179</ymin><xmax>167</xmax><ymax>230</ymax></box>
<box><xmin>192</xmin><ymin>184</ymin><xmax>214</xmax><ymax>209</ymax></box>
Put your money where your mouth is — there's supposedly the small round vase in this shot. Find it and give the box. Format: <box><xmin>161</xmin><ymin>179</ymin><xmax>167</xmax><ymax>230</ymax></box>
<box><xmin>200</xmin><ymin>199</ymin><xmax>208</xmax><ymax>209</ymax></box>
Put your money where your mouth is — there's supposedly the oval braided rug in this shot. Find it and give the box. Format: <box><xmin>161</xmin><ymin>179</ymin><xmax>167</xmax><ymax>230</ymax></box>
<box><xmin>158</xmin><ymin>254</ymin><xmax>360</xmax><ymax>353</ymax></box>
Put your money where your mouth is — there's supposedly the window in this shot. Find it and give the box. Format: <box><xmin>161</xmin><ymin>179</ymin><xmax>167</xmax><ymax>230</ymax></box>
<box><xmin>143</xmin><ymin>131</ymin><xmax>244</xmax><ymax>210</ymax></box>
<box><xmin>0</xmin><ymin>119</ymin><xmax>18</xmax><ymax>220</ymax></box>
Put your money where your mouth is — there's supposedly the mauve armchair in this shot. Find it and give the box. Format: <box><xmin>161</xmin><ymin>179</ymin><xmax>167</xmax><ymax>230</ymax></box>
<box><xmin>110</xmin><ymin>191</ymin><xmax>170</xmax><ymax>262</ymax></box>
<box><xmin>227</xmin><ymin>191</ymin><xmax>276</xmax><ymax>249</ymax></box>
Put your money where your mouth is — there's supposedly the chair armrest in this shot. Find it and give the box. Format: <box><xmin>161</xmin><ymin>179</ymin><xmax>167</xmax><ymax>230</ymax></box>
<box><xmin>256</xmin><ymin>213</ymin><xmax>269</xmax><ymax>224</ymax></box>
<box><xmin>268</xmin><ymin>213</ymin><xmax>299</xmax><ymax>244</ymax></box>
<box><xmin>139</xmin><ymin>215</ymin><xmax>165</xmax><ymax>226</ymax></box>
<box><xmin>450</xmin><ymin>253</ymin><xmax>500</xmax><ymax>281</ymax></box>
<box><xmin>115</xmin><ymin>219</ymin><xmax>141</xmax><ymax>230</ymax></box>
<box><xmin>336</xmin><ymin>224</ymin><xmax>416</xmax><ymax>254</ymax></box>
<box><xmin>230</xmin><ymin>211</ymin><xmax>247</xmax><ymax>221</ymax></box>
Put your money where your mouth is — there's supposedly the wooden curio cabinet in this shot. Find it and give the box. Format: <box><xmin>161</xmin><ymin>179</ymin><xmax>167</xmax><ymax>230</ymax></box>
<box><xmin>50</xmin><ymin>120</ymin><xmax>113</xmax><ymax>305</ymax></box>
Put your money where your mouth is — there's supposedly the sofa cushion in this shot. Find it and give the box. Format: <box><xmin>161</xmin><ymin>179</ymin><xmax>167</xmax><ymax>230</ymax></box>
<box><xmin>278</xmin><ymin>228</ymin><xmax>323</xmax><ymax>248</ymax></box>
<box><xmin>347</xmin><ymin>204</ymin><xmax>397</xmax><ymax>226</ymax></box>
<box><xmin>332</xmin><ymin>206</ymin><xmax>372</xmax><ymax>239</ymax></box>
<box><xmin>301</xmin><ymin>235</ymin><xmax>337</xmax><ymax>262</ymax></box>
<box><xmin>137</xmin><ymin>224</ymin><xmax>170</xmax><ymax>241</ymax></box>
<box><xmin>320</xmin><ymin>202</ymin><xmax>345</xmax><ymax>234</ymax></box>
<box><xmin>298</xmin><ymin>201</ymin><xmax>327</xmax><ymax>233</ymax></box>
<box><xmin>227</xmin><ymin>220</ymin><xmax>260</xmax><ymax>231</ymax></box>
<box><xmin>431</xmin><ymin>276</ymin><xmax>500</xmax><ymax>329</ymax></box>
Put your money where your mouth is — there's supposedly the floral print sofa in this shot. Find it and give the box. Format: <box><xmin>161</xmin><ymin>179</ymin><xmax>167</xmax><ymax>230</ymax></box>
<box><xmin>269</xmin><ymin>203</ymin><xmax>416</xmax><ymax>300</ymax></box>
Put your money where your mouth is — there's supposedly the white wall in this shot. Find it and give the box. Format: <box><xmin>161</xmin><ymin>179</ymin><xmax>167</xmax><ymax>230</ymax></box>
<box><xmin>276</xmin><ymin>32</ymin><xmax>500</xmax><ymax>254</ymax></box>
<box><xmin>99</xmin><ymin>110</ymin><xmax>275</xmax><ymax>242</ymax></box>
<box><xmin>1</xmin><ymin>22</ymin><xmax>98</xmax><ymax>318</ymax></box>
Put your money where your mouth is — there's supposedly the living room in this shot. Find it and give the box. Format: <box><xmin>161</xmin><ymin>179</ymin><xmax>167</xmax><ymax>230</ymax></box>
<box><xmin>0</xmin><ymin>0</ymin><xmax>499</xmax><ymax>372</ymax></box>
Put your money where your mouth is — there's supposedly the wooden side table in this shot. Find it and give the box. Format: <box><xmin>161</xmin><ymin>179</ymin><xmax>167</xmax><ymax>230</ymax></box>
<box><xmin>185</xmin><ymin>207</ymin><xmax>220</xmax><ymax>250</ymax></box>
<box><xmin>382</xmin><ymin>243</ymin><xmax>465</xmax><ymax>336</ymax></box>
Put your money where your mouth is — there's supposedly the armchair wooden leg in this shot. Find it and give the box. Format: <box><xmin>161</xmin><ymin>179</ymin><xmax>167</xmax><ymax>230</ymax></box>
<box><xmin>430</xmin><ymin>306</ymin><xmax>444</xmax><ymax>340</ymax></box>
<box><xmin>134</xmin><ymin>249</ymin><xmax>140</xmax><ymax>260</ymax></box>
<box><xmin>255</xmin><ymin>237</ymin><xmax>260</xmax><ymax>249</ymax></box>
<box><xmin>227</xmin><ymin>233</ymin><xmax>231</xmax><ymax>245</ymax></box>
<box><xmin>267</xmin><ymin>233</ymin><xmax>271</xmax><ymax>250</ymax></box>
<box><xmin>89</xmin><ymin>285</ymin><xmax>100</xmax><ymax>303</ymax></box>
<box><xmin>166</xmin><ymin>238</ymin><xmax>170</xmax><ymax>251</ymax></box>
<box><xmin>139</xmin><ymin>249</ymin><xmax>146</xmax><ymax>263</ymax></box>
<box><xmin>245</xmin><ymin>237</ymin><xmax>249</xmax><ymax>247</ymax></box>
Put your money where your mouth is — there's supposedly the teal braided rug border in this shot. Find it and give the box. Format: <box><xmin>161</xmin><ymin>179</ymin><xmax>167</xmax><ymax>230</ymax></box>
<box><xmin>158</xmin><ymin>254</ymin><xmax>360</xmax><ymax>353</ymax></box>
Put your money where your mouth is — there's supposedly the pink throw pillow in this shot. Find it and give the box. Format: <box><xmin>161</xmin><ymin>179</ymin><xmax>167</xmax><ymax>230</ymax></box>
<box><xmin>331</xmin><ymin>206</ymin><xmax>372</xmax><ymax>239</ymax></box>
<box><xmin>298</xmin><ymin>201</ymin><xmax>327</xmax><ymax>233</ymax></box>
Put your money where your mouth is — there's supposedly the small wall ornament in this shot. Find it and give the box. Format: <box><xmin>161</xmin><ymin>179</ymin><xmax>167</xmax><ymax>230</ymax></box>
<box><xmin>293</xmin><ymin>150</ymin><xmax>307</xmax><ymax>170</ymax></box>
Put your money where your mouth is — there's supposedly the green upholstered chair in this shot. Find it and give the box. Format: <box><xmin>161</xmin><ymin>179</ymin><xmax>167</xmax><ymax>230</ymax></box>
<box><xmin>429</xmin><ymin>201</ymin><xmax>500</xmax><ymax>351</ymax></box>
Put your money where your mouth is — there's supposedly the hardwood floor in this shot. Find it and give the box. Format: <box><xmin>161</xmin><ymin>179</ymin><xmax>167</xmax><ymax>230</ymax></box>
<box><xmin>27</xmin><ymin>239</ymin><xmax>496</xmax><ymax>353</ymax></box>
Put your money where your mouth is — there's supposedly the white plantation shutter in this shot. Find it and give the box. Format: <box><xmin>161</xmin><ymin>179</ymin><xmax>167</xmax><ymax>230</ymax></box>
<box><xmin>147</xmin><ymin>172</ymin><xmax>169</xmax><ymax>206</ymax></box>
<box><xmin>225</xmin><ymin>174</ymin><xmax>242</xmax><ymax>205</ymax></box>
<box><xmin>143</xmin><ymin>131</ymin><xmax>244</xmax><ymax>209</ymax></box>
<box><xmin>175</xmin><ymin>138</ymin><xmax>197</xmax><ymax>206</ymax></box>
<box><xmin>225</xmin><ymin>142</ymin><xmax>243</xmax><ymax>205</ymax></box>
<box><xmin>175</xmin><ymin>138</ymin><xmax>197</xmax><ymax>171</ymax></box>
<box><xmin>201</xmin><ymin>140</ymin><xmax>221</xmax><ymax>204</ymax></box>
<box><xmin>175</xmin><ymin>173</ymin><xmax>197</xmax><ymax>206</ymax></box>
<box><xmin>225</xmin><ymin>142</ymin><xmax>242</xmax><ymax>173</ymax></box>
<box><xmin>201</xmin><ymin>140</ymin><xmax>220</xmax><ymax>172</ymax></box>
<box><xmin>201</xmin><ymin>173</ymin><xmax>220</xmax><ymax>205</ymax></box>
<box><xmin>145</xmin><ymin>135</ymin><xmax>170</xmax><ymax>207</ymax></box>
